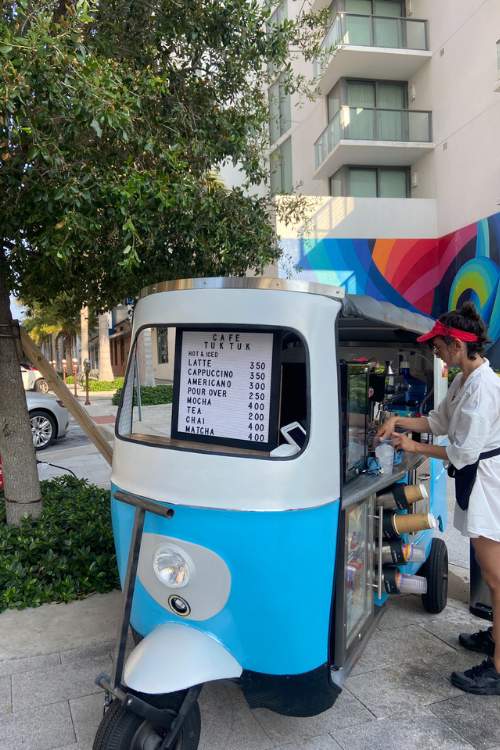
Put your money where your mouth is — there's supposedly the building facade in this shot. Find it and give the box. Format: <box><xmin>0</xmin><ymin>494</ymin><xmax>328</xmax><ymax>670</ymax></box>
<box><xmin>272</xmin><ymin>0</ymin><xmax>500</xmax><ymax>359</ymax></box>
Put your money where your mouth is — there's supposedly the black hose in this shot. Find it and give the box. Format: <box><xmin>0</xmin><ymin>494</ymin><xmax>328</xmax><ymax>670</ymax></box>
<box><xmin>36</xmin><ymin>459</ymin><xmax>77</xmax><ymax>479</ymax></box>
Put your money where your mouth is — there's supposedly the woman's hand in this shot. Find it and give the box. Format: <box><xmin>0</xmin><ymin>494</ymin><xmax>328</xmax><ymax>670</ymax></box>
<box><xmin>391</xmin><ymin>432</ymin><xmax>419</xmax><ymax>453</ymax></box>
<box><xmin>377</xmin><ymin>416</ymin><xmax>398</xmax><ymax>441</ymax></box>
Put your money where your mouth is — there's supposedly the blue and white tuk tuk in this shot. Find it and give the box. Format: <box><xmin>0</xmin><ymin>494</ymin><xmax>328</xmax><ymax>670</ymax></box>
<box><xmin>93</xmin><ymin>278</ymin><xmax>448</xmax><ymax>750</ymax></box>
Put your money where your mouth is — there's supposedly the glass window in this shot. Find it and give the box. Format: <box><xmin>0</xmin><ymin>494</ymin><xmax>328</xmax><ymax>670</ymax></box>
<box><xmin>157</xmin><ymin>327</ymin><xmax>169</xmax><ymax>364</ymax></box>
<box><xmin>270</xmin><ymin>137</ymin><xmax>292</xmax><ymax>194</ymax></box>
<box><xmin>377</xmin><ymin>82</ymin><xmax>406</xmax><ymax>109</ymax></box>
<box><xmin>346</xmin><ymin>81</ymin><xmax>375</xmax><ymax>107</ymax></box>
<box><xmin>379</xmin><ymin>168</ymin><xmax>408</xmax><ymax>197</ymax></box>
<box><xmin>330</xmin><ymin>166</ymin><xmax>409</xmax><ymax>197</ymax></box>
<box><xmin>350</xmin><ymin>168</ymin><xmax>377</xmax><ymax>197</ymax></box>
<box><xmin>330</xmin><ymin>167</ymin><xmax>346</xmax><ymax>196</ymax></box>
<box><xmin>269</xmin><ymin>75</ymin><xmax>291</xmax><ymax>144</ymax></box>
<box><xmin>327</xmin><ymin>82</ymin><xmax>342</xmax><ymax>122</ymax></box>
<box><xmin>374</xmin><ymin>0</ymin><xmax>403</xmax><ymax>17</ymax></box>
<box><xmin>345</xmin><ymin>0</ymin><xmax>372</xmax><ymax>13</ymax></box>
<box><xmin>117</xmin><ymin>326</ymin><xmax>309</xmax><ymax>459</ymax></box>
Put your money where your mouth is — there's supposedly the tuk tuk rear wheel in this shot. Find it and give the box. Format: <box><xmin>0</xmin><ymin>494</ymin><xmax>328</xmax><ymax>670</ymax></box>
<box><xmin>93</xmin><ymin>697</ymin><xmax>201</xmax><ymax>750</ymax></box>
<box><xmin>421</xmin><ymin>538</ymin><xmax>448</xmax><ymax>614</ymax></box>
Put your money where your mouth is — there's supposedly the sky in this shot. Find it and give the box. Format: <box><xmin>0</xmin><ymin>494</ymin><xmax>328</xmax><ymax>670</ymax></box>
<box><xmin>10</xmin><ymin>296</ymin><xmax>26</xmax><ymax>320</ymax></box>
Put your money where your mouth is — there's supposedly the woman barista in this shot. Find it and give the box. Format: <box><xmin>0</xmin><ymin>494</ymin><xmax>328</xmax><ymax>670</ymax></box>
<box><xmin>378</xmin><ymin>302</ymin><xmax>500</xmax><ymax>695</ymax></box>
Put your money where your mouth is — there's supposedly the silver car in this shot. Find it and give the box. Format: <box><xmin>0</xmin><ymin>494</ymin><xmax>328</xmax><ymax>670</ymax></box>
<box><xmin>26</xmin><ymin>392</ymin><xmax>69</xmax><ymax>450</ymax></box>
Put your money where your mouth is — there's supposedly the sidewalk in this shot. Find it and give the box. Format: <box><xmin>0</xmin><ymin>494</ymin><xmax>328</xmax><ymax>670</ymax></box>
<box><xmin>6</xmin><ymin>422</ymin><xmax>499</xmax><ymax>749</ymax></box>
<box><xmin>0</xmin><ymin>581</ymin><xmax>498</xmax><ymax>750</ymax></box>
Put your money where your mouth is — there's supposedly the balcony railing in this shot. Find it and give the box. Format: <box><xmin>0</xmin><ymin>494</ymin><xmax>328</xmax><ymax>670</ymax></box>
<box><xmin>314</xmin><ymin>13</ymin><xmax>429</xmax><ymax>76</ymax></box>
<box><xmin>314</xmin><ymin>106</ymin><xmax>432</xmax><ymax>168</ymax></box>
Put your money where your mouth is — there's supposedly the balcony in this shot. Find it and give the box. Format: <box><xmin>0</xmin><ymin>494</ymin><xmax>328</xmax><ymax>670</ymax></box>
<box><xmin>314</xmin><ymin>106</ymin><xmax>433</xmax><ymax>178</ymax></box>
<box><xmin>314</xmin><ymin>13</ymin><xmax>431</xmax><ymax>94</ymax></box>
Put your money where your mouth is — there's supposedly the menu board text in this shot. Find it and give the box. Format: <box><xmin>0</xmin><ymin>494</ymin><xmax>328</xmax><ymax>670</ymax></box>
<box><xmin>174</xmin><ymin>330</ymin><xmax>275</xmax><ymax>447</ymax></box>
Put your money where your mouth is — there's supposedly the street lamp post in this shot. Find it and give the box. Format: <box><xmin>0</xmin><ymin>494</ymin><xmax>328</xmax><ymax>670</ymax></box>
<box><xmin>84</xmin><ymin>359</ymin><xmax>91</xmax><ymax>406</ymax></box>
<box><xmin>71</xmin><ymin>358</ymin><xmax>78</xmax><ymax>398</ymax></box>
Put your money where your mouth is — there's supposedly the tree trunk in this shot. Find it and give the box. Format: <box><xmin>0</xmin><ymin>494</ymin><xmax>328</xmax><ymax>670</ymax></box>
<box><xmin>98</xmin><ymin>313</ymin><xmax>114</xmax><ymax>380</ymax></box>
<box><xmin>0</xmin><ymin>269</ymin><xmax>42</xmax><ymax>525</ymax></box>
<box><xmin>80</xmin><ymin>306</ymin><xmax>89</xmax><ymax>370</ymax></box>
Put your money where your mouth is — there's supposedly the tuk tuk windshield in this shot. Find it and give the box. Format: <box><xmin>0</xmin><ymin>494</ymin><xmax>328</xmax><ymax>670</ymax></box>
<box><xmin>117</xmin><ymin>325</ymin><xmax>309</xmax><ymax>458</ymax></box>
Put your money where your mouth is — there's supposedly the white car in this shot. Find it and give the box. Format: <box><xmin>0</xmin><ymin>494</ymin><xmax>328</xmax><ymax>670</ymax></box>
<box><xmin>21</xmin><ymin>363</ymin><xmax>49</xmax><ymax>393</ymax></box>
<box><xmin>26</xmin><ymin>392</ymin><xmax>69</xmax><ymax>450</ymax></box>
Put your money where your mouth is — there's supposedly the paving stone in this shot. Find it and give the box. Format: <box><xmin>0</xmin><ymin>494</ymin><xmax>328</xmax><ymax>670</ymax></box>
<box><xmin>12</xmin><ymin>656</ymin><xmax>112</xmax><ymax>712</ymax></box>
<box><xmin>333</xmin><ymin>714</ymin><xmax>474</xmax><ymax>750</ymax></box>
<box><xmin>69</xmin><ymin>692</ymin><xmax>104</xmax><ymax>746</ymax></box>
<box><xmin>350</xmin><ymin>624</ymin><xmax>456</xmax><ymax>676</ymax></box>
<box><xmin>418</xmin><ymin>606</ymin><xmax>491</xmax><ymax>651</ymax></box>
<box><xmin>0</xmin><ymin>677</ymin><xmax>10</xmax><ymax>718</ymax></box>
<box><xmin>430</xmin><ymin>693</ymin><xmax>500</xmax><ymax>749</ymax></box>
<box><xmin>0</xmin><ymin>700</ymin><xmax>75</xmax><ymax>750</ymax></box>
<box><xmin>253</xmin><ymin>688</ymin><xmax>373</xmax><ymax>743</ymax></box>
<box><xmin>0</xmin><ymin>652</ymin><xmax>61</xmax><ymax>678</ymax></box>
<box><xmin>60</xmin><ymin>641</ymin><xmax>115</xmax><ymax>666</ymax></box>
<box><xmin>199</xmin><ymin>681</ymin><xmax>274</xmax><ymax>750</ymax></box>
<box><xmin>346</xmin><ymin>662</ymin><xmax>462</xmax><ymax>718</ymax></box>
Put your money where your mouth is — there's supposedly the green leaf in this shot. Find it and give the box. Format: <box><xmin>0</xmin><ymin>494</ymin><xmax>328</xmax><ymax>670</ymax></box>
<box><xmin>90</xmin><ymin>118</ymin><xmax>102</xmax><ymax>138</ymax></box>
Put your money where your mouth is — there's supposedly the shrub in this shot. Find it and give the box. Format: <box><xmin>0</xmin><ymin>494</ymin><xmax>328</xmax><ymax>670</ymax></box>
<box><xmin>112</xmin><ymin>384</ymin><xmax>173</xmax><ymax>406</ymax></box>
<box><xmin>0</xmin><ymin>476</ymin><xmax>118</xmax><ymax>611</ymax></box>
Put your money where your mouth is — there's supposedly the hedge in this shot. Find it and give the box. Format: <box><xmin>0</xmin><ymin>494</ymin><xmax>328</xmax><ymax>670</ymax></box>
<box><xmin>0</xmin><ymin>476</ymin><xmax>118</xmax><ymax>611</ymax></box>
<box><xmin>65</xmin><ymin>376</ymin><xmax>124</xmax><ymax>391</ymax></box>
<box><xmin>112</xmin><ymin>384</ymin><xmax>173</xmax><ymax>406</ymax></box>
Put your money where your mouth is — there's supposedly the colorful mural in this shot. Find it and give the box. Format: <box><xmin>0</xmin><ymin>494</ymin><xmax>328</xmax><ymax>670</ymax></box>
<box><xmin>282</xmin><ymin>210</ymin><xmax>500</xmax><ymax>366</ymax></box>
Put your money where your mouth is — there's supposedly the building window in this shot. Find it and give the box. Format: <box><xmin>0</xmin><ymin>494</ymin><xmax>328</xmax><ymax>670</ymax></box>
<box><xmin>330</xmin><ymin>166</ymin><xmax>410</xmax><ymax>198</ymax></box>
<box><xmin>157</xmin><ymin>327</ymin><xmax>169</xmax><ymax>364</ymax></box>
<box><xmin>270</xmin><ymin>137</ymin><xmax>293</xmax><ymax>195</ymax></box>
<box><xmin>269</xmin><ymin>74</ymin><xmax>292</xmax><ymax>144</ymax></box>
<box><xmin>332</xmin><ymin>0</ymin><xmax>405</xmax><ymax>16</ymax></box>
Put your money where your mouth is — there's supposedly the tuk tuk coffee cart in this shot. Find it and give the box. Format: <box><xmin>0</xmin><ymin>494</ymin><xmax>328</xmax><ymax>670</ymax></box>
<box><xmin>93</xmin><ymin>277</ymin><xmax>449</xmax><ymax>750</ymax></box>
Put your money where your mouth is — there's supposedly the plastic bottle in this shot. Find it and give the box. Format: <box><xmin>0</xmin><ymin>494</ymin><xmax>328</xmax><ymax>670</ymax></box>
<box><xmin>375</xmin><ymin>441</ymin><xmax>394</xmax><ymax>475</ymax></box>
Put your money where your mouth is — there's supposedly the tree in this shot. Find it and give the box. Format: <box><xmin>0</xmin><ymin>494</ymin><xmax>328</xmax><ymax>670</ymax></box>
<box><xmin>0</xmin><ymin>0</ymin><xmax>322</xmax><ymax>523</ymax></box>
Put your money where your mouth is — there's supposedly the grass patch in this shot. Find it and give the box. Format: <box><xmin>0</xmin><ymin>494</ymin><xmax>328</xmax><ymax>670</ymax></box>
<box><xmin>112</xmin><ymin>384</ymin><xmax>173</xmax><ymax>406</ymax></box>
<box><xmin>0</xmin><ymin>476</ymin><xmax>118</xmax><ymax>612</ymax></box>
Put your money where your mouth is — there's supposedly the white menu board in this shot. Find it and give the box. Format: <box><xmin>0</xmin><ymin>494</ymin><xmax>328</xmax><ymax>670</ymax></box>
<box><xmin>173</xmin><ymin>330</ymin><xmax>276</xmax><ymax>448</ymax></box>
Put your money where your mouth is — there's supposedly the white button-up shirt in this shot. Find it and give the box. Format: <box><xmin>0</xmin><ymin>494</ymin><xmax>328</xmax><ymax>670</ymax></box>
<box><xmin>427</xmin><ymin>359</ymin><xmax>500</xmax><ymax>540</ymax></box>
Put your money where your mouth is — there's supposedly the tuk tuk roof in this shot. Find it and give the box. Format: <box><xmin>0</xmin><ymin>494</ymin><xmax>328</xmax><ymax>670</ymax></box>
<box><xmin>340</xmin><ymin>295</ymin><xmax>433</xmax><ymax>343</ymax></box>
<box><xmin>138</xmin><ymin>277</ymin><xmax>432</xmax><ymax>341</ymax></box>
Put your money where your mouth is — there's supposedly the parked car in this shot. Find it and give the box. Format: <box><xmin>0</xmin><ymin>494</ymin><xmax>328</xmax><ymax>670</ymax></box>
<box><xmin>21</xmin><ymin>363</ymin><xmax>49</xmax><ymax>393</ymax></box>
<box><xmin>27</xmin><ymin>392</ymin><xmax>69</xmax><ymax>450</ymax></box>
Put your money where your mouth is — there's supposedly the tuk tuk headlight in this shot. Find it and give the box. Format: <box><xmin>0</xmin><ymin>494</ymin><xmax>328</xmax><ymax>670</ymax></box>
<box><xmin>153</xmin><ymin>544</ymin><xmax>193</xmax><ymax>588</ymax></box>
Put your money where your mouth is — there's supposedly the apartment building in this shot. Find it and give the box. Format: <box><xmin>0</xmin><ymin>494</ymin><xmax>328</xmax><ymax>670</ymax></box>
<box><xmin>271</xmin><ymin>1</ymin><xmax>500</xmax><ymax>358</ymax></box>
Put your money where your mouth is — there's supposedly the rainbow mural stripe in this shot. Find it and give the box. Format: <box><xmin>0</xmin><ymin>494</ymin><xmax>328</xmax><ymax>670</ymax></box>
<box><xmin>282</xmin><ymin>210</ymin><xmax>500</xmax><ymax>366</ymax></box>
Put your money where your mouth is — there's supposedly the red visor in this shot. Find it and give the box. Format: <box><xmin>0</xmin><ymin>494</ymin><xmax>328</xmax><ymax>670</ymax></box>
<box><xmin>416</xmin><ymin>320</ymin><xmax>479</xmax><ymax>343</ymax></box>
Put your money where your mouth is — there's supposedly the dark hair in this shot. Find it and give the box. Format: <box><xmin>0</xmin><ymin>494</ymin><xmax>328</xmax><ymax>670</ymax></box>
<box><xmin>437</xmin><ymin>301</ymin><xmax>490</xmax><ymax>359</ymax></box>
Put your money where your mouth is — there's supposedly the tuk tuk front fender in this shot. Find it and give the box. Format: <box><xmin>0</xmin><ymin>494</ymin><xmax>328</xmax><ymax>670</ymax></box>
<box><xmin>123</xmin><ymin>622</ymin><xmax>243</xmax><ymax>694</ymax></box>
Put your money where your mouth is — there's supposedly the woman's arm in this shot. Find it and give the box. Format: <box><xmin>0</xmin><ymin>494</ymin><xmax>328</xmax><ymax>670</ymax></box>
<box><xmin>378</xmin><ymin>415</ymin><xmax>430</xmax><ymax>440</ymax></box>
<box><xmin>392</xmin><ymin>432</ymin><xmax>448</xmax><ymax>461</ymax></box>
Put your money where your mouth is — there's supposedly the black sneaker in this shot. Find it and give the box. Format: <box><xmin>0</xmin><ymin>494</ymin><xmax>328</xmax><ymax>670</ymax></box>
<box><xmin>459</xmin><ymin>627</ymin><xmax>495</xmax><ymax>657</ymax></box>
<box><xmin>451</xmin><ymin>658</ymin><xmax>500</xmax><ymax>695</ymax></box>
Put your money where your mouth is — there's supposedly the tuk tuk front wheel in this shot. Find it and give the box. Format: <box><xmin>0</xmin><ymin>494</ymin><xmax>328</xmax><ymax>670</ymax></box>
<box><xmin>93</xmin><ymin>697</ymin><xmax>201</xmax><ymax>750</ymax></box>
